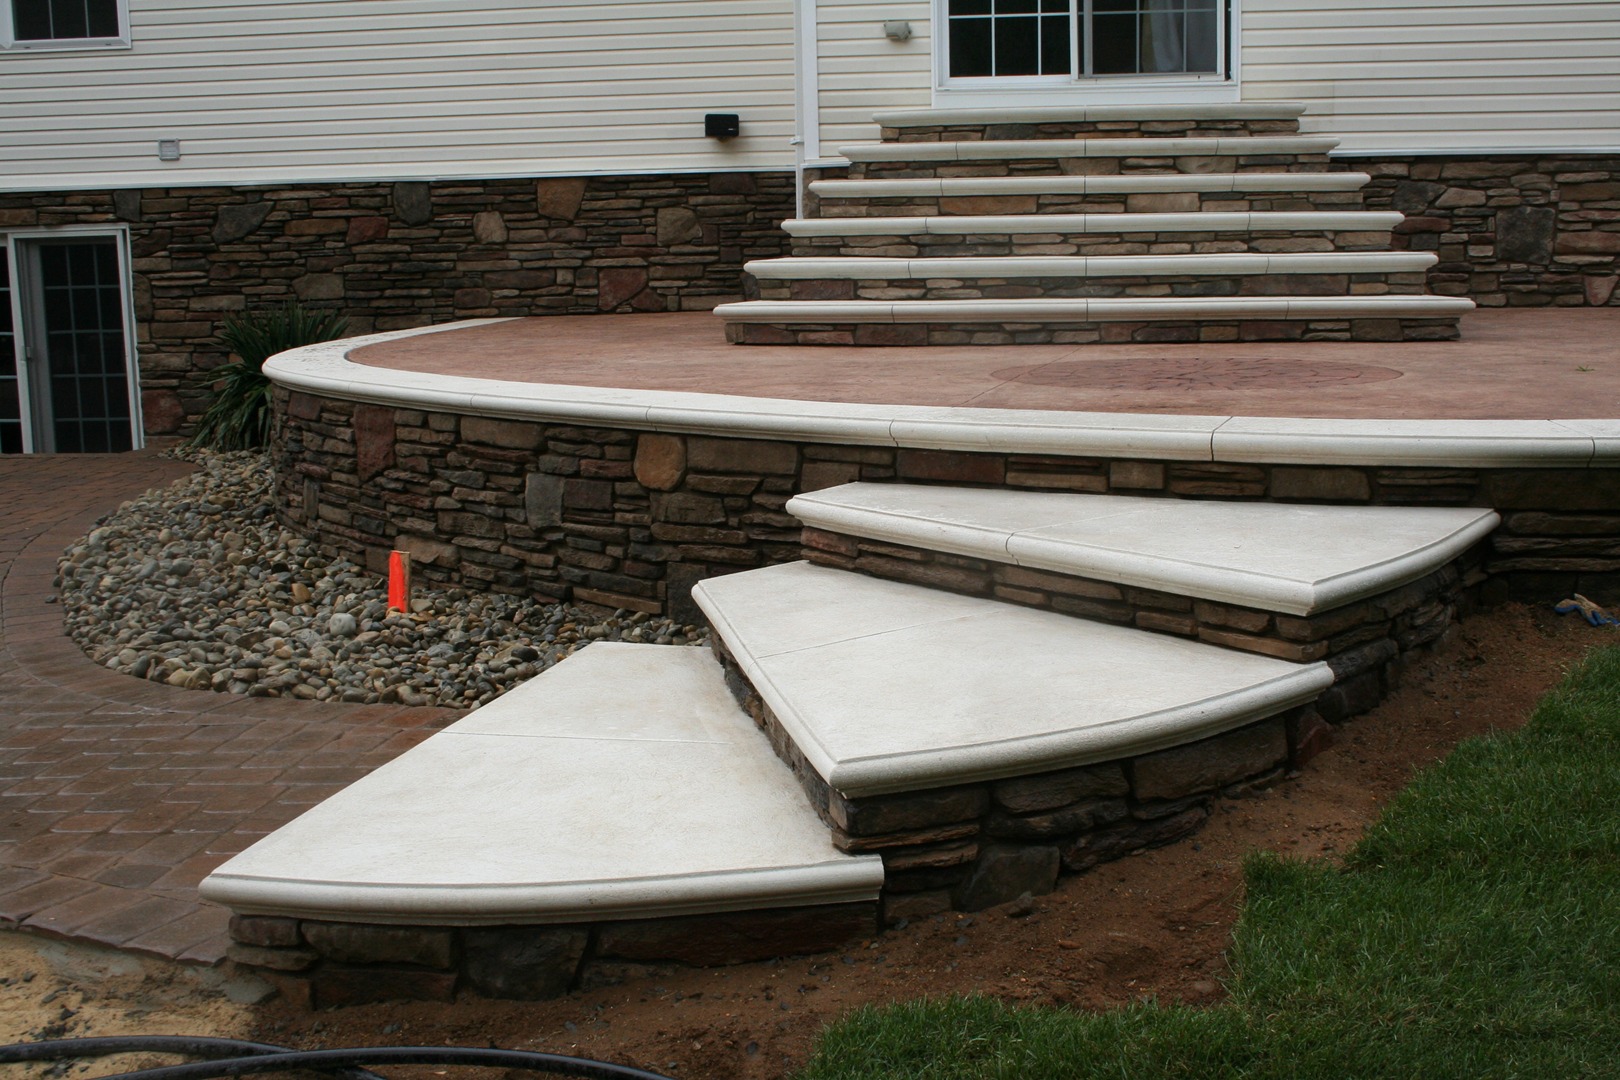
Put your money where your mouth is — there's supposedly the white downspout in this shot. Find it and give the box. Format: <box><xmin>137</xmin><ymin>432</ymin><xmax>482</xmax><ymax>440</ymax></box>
<box><xmin>792</xmin><ymin>0</ymin><xmax>821</xmax><ymax>219</ymax></box>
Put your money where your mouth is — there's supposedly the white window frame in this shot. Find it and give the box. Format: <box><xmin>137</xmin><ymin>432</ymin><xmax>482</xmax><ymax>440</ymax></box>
<box><xmin>0</xmin><ymin>0</ymin><xmax>131</xmax><ymax>52</ymax></box>
<box><xmin>2</xmin><ymin>225</ymin><xmax>144</xmax><ymax>454</ymax></box>
<box><xmin>933</xmin><ymin>0</ymin><xmax>1240</xmax><ymax>106</ymax></box>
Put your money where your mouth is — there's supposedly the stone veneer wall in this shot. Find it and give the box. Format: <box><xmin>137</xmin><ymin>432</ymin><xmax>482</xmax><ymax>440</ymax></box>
<box><xmin>277</xmin><ymin>387</ymin><xmax>1620</xmax><ymax>623</ymax></box>
<box><xmin>229</xmin><ymin>902</ymin><xmax>877</xmax><ymax>1008</ymax></box>
<box><xmin>0</xmin><ymin>173</ymin><xmax>794</xmax><ymax>434</ymax></box>
<box><xmin>1360</xmin><ymin>155</ymin><xmax>1620</xmax><ymax>306</ymax></box>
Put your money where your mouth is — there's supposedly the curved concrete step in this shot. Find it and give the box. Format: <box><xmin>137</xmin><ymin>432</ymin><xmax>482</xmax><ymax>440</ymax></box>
<box><xmin>716</xmin><ymin>295</ymin><xmax>1476</xmax><ymax>324</ymax></box>
<box><xmin>839</xmin><ymin>136</ymin><xmax>1340</xmax><ymax>163</ymax></box>
<box><xmin>201</xmin><ymin>644</ymin><xmax>883</xmax><ymax>924</ymax></box>
<box><xmin>783</xmin><ymin>211</ymin><xmax>1403</xmax><ymax>237</ymax></box>
<box><xmin>694</xmin><ymin>562</ymin><xmax>1333</xmax><ymax>798</ymax></box>
<box><xmin>873</xmin><ymin>104</ymin><xmax>1307</xmax><ymax>128</ymax></box>
<box><xmin>811</xmin><ymin>173</ymin><xmax>1372</xmax><ymax>199</ymax></box>
<box><xmin>746</xmin><ymin>252</ymin><xmax>1439</xmax><ymax>281</ymax></box>
<box><xmin>787</xmin><ymin>483</ymin><xmax>1500</xmax><ymax>617</ymax></box>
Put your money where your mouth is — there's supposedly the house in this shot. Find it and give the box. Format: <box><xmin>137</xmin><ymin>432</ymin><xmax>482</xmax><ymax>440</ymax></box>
<box><xmin>2</xmin><ymin>0</ymin><xmax>1617</xmax><ymax>454</ymax></box>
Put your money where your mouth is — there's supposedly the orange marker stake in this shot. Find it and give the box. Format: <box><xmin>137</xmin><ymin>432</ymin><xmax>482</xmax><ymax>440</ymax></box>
<box><xmin>387</xmin><ymin>550</ymin><xmax>412</xmax><ymax>613</ymax></box>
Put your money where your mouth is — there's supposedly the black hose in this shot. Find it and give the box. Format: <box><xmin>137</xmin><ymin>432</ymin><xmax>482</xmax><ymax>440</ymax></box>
<box><xmin>2</xmin><ymin>1042</ymin><xmax>677</xmax><ymax>1080</ymax></box>
<box><xmin>0</xmin><ymin>1036</ymin><xmax>384</xmax><ymax>1080</ymax></box>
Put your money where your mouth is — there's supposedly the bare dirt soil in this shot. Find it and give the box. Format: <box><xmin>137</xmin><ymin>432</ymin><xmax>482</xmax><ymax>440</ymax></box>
<box><xmin>0</xmin><ymin>603</ymin><xmax>1602</xmax><ymax>1080</ymax></box>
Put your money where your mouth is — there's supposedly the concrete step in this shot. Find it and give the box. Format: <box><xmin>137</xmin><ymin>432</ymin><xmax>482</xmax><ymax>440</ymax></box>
<box><xmin>840</xmin><ymin>135</ymin><xmax>1340</xmax><ymax>165</ymax></box>
<box><xmin>783</xmin><ymin>211</ymin><xmax>1403</xmax><ymax>239</ymax></box>
<box><xmin>811</xmin><ymin>172</ymin><xmax>1371</xmax><ymax>201</ymax></box>
<box><xmin>201</xmin><ymin>643</ymin><xmax>883</xmax><ymax>925</ymax></box>
<box><xmin>787</xmin><ymin>483</ymin><xmax>1499</xmax><ymax>617</ymax></box>
<box><xmin>718</xmin><ymin>293</ymin><xmax>1472</xmax><ymax>344</ymax></box>
<box><xmin>873</xmin><ymin>103</ymin><xmax>1306</xmax><ymax>131</ymax></box>
<box><xmin>747</xmin><ymin>252</ymin><xmax>1439</xmax><ymax>281</ymax></box>
<box><xmin>694</xmin><ymin>561</ymin><xmax>1333</xmax><ymax>799</ymax></box>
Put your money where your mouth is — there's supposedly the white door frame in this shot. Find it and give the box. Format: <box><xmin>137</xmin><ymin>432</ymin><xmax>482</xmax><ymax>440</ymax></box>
<box><xmin>3</xmin><ymin>224</ymin><xmax>144</xmax><ymax>454</ymax></box>
<box><xmin>931</xmin><ymin>0</ymin><xmax>1242</xmax><ymax>106</ymax></box>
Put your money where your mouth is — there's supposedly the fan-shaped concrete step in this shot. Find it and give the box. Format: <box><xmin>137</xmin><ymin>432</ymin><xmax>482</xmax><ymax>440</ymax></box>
<box><xmin>694</xmin><ymin>561</ymin><xmax>1333</xmax><ymax>799</ymax></box>
<box><xmin>201</xmin><ymin>644</ymin><xmax>883</xmax><ymax>925</ymax></box>
<box><xmin>787</xmin><ymin>483</ymin><xmax>1500</xmax><ymax>617</ymax></box>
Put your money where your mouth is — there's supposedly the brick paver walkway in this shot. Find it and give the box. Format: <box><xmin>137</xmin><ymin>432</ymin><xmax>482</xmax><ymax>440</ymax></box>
<box><xmin>0</xmin><ymin>451</ymin><xmax>459</xmax><ymax>964</ymax></box>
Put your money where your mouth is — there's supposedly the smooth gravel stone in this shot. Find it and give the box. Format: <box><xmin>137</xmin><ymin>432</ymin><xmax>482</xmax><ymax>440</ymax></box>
<box><xmin>328</xmin><ymin>613</ymin><xmax>359</xmax><ymax>638</ymax></box>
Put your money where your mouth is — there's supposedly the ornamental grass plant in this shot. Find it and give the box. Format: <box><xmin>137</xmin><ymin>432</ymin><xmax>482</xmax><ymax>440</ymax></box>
<box><xmin>186</xmin><ymin>302</ymin><xmax>348</xmax><ymax>451</ymax></box>
<box><xmin>799</xmin><ymin>645</ymin><xmax>1620</xmax><ymax>1079</ymax></box>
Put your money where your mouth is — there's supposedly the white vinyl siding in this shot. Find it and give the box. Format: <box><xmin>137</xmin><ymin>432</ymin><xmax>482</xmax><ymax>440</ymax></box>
<box><xmin>1</xmin><ymin>0</ymin><xmax>799</xmax><ymax>192</ymax></box>
<box><xmin>816</xmin><ymin>0</ymin><xmax>932</xmax><ymax>158</ymax></box>
<box><xmin>1241</xmin><ymin>0</ymin><xmax>1620</xmax><ymax>154</ymax></box>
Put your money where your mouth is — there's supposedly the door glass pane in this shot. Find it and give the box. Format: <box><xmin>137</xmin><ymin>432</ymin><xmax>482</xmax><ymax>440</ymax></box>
<box><xmin>36</xmin><ymin>239</ymin><xmax>132</xmax><ymax>454</ymax></box>
<box><xmin>0</xmin><ymin>257</ymin><xmax>21</xmax><ymax>455</ymax></box>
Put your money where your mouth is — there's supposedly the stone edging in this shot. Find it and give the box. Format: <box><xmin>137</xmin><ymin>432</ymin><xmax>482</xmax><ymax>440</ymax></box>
<box><xmin>264</xmin><ymin>321</ymin><xmax>1619</xmax><ymax>469</ymax></box>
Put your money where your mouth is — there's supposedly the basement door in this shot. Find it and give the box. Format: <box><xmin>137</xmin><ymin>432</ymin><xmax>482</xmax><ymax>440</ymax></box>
<box><xmin>2</xmin><ymin>235</ymin><xmax>142</xmax><ymax>454</ymax></box>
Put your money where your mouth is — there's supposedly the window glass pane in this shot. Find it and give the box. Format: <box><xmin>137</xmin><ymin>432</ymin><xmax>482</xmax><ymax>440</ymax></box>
<box><xmin>86</xmin><ymin>0</ymin><xmax>118</xmax><ymax>37</ymax></box>
<box><xmin>993</xmin><ymin>15</ymin><xmax>1040</xmax><ymax>76</ymax></box>
<box><xmin>13</xmin><ymin>0</ymin><xmax>51</xmax><ymax>38</ymax></box>
<box><xmin>951</xmin><ymin>0</ymin><xmax>1073</xmax><ymax>77</ymax></box>
<box><xmin>949</xmin><ymin>16</ymin><xmax>993</xmax><ymax>76</ymax></box>
<box><xmin>14</xmin><ymin>0</ymin><xmax>120</xmax><ymax>40</ymax></box>
<box><xmin>1186</xmin><ymin>7</ymin><xmax>1219</xmax><ymax>72</ymax></box>
<box><xmin>1092</xmin><ymin>12</ymin><xmax>1137</xmax><ymax>73</ymax></box>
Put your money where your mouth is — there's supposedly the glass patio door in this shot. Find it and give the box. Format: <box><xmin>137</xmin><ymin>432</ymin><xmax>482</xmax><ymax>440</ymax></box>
<box><xmin>945</xmin><ymin>0</ymin><xmax>1226</xmax><ymax>81</ymax></box>
<box><xmin>4</xmin><ymin>235</ymin><xmax>140</xmax><ymax>454</ymax></box>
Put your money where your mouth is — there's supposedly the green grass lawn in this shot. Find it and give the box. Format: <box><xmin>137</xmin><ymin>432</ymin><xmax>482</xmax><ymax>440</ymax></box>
<box><xmin>799</xmin><ymin>645</ymin><xmax>1620</xmax><ymax>1079</ymax></box>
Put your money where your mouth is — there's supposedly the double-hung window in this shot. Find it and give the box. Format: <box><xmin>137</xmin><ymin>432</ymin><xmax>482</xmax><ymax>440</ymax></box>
<box><xmin>2</xmin><ymin>0</ymin><xmax>131</xmax><ymax>50</ymax></box>
<box><xmin>945</xmin><ymin>0</ymin><xmax>1228</xmax><ymax>82</ymax></box>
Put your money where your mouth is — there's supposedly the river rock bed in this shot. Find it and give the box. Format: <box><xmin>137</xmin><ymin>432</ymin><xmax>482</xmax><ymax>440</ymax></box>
<box><xmin>56</xmin><ymin>449</ymin><xmax>708</xmax><ymax>708</ymax></box>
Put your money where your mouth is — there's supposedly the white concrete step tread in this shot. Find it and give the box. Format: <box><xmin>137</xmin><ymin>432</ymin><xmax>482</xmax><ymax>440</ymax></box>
<box><xmin>812</xmin><ymin>173</ymin><xmax>1371</xmax><ymax>198</ymax></box>
<box><xmin>783</xmin><ymin>211</ymin><xmax>1403</xmax><ymax>236</ymax></box>
<box><xmin>745</xmin><ymin>252</ymin><xmax>1439</xmax><ymax>280</ymax></box>
<box><xmin>873</xmin><ymin>103</ymin><xmax>1307</xmax><ymax>127</ymax></box>
<box><xmin>199</xmin><ymin>644</ymin><xmax>883</xmax><ymax>924</ymax></box>
<box><xmin>694</xmin><ymin>562</ymin><xmax>1333</xmax><ymax>798</ymax></box>
<box><xmin>715</xmin><ymin>295</ymin><xmax>1477</xmax><ymax>324</ymax></box>
<box><xmin>839</xmin><ymin>136</ymin><xmax>1339</xmax><ymax>162</ymax></box>
<box><xmin>787</xmin><ymin>483</ymin><xmax>1501</xmax><ymax>616</ymax></box>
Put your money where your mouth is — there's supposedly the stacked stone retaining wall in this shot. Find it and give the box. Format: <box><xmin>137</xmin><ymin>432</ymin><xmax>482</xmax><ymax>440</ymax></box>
<box><xmin>276</xmin><ymin>387</ymin><xmax>1620</xmax><ymax>622</ymax></box>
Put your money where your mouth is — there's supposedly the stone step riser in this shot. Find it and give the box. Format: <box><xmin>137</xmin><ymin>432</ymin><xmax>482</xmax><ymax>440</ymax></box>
<box><xmin>813</xmin><ymin>192</ymin><xmax>1367</xmax><ymax>217</ymax></box>
<box><xmin>726</xmin><ymin>317</ymin><xmax>1464</xmax><ymax>346</ymax></box>
<box><xmin>799</xmin><ymin>526</ymin><xmax>1478</xmax><ymax>676</ymax></box>
<box><xmin>852</xmin><ymin>155</ymin><xmax>1336</xmax><ymax>181</ymax></box>
<box><xmin>790</xmin><ymin>234</ymin><xmax>1401</xmax><ymax>258</ymax></box>
<box><xmin>753</xmin><ymin>274</ymin><xmax>1433</xmax><ymax>303</ymax></box>
<box><xmin>881</xmin><ymin>118</ymin><xmax>1303</xmax><ymax>142</ymax></box>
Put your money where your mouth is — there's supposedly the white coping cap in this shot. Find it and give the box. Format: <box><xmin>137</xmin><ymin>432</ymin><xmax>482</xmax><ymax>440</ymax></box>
<box><xmin>201</xmin><ymin>644</ymin><xmax>883</xmax><ymax>924</ymax></box>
